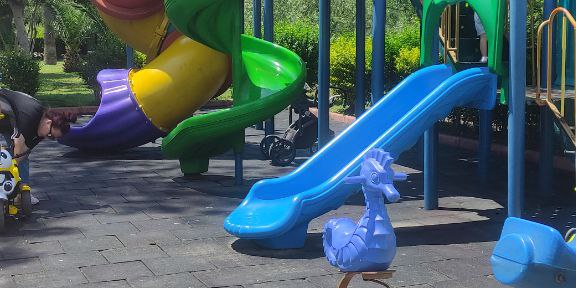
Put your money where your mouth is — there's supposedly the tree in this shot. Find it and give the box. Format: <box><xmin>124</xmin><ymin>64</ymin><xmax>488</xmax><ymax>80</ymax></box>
<box><xmin>42</xmin><ymin>3</ymin><xmax>56</xmax><ymax>64</ymax></box>
<box><xmin>5</xmin><ymin>0</ymin><xmax>30</xmax><ymax>52</ymax></box>
<box><xmin>0</xmin><ymin>2</ymin><xmax>15</xmax><ymax>50</ymax></box>
<box><xmin>50</xmin><ymin>0</ymin><xmax>93</xmax><ymax>71</ymax></box>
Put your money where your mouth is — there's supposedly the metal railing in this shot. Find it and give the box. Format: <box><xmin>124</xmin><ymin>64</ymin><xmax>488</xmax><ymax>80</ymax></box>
<box><xmin>537</xmin><ymin>7</ymin><xmax>576</xmax><ymax>146</ymax></box>
<box><xmin>439</xmin><ymin>4</ymin><xmax>460</xmax><ymax>63</ymax></box>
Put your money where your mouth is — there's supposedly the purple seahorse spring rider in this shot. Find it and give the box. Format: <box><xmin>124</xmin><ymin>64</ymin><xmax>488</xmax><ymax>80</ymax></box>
<box><xmin>323</xmin><ymin>149</ymin><xmax>406</xmax><ymax>272</ymax></box>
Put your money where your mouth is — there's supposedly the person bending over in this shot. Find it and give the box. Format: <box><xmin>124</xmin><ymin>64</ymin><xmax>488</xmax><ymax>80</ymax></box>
<box><xmin>0</xmin><ymin>88</ymin><xmax>77</xmax><ymax>204</ymax></box>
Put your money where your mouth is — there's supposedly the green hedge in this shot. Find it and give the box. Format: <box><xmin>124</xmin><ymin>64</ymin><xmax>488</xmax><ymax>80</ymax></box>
<box><xmin>275</xmin><ymin>21</ymin><xmax>319</xmax><ymax>85</ymax></box>
<box><xmin>78</xmin><ymin>32</ymin><xmax>146</xmax><ymax>99</ymax></box>
<box><xmin>0</xmin><ymin>50</ymin><xmax>41</xmax><ymax>95</ymax></box>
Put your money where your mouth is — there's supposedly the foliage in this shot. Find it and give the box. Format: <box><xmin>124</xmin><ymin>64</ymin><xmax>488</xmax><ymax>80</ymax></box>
<box><xmin>78</xmin><ymin>32</ymin><xmax>124</xmax><ymax>96</ymax></box>
<box><xmin>0</xmin><ymin>2</ymin><xmax>14</xmax><ymax>50</ymax></box>
<box><xmin>329</xmin><ymin>35</ymin><xmax>372</xmax><ymax>114</ymax></box>
<box><xmin>275</xmin><ymin>21</ymin><xmax>318</xmax><ymax>85</ymax></box>
<box><xmin>50</xmin><ymin>0</ymin><xmax>93</xmax><ymax>72</ymax></box>
<box><xmin>78</xmin><ymin>31</ymin><xmax>146</xmax><ymax>98</ymax></box>
<box><xmin>0</xmin><ymin>49</ymin><xmax>40</xmax><ymax>95</ymax></box>
<box><xmin>395</xmin><ymin>47</ymin><xmax>420</xmax><ymax>78</ymax></box>
<box><xmin>36</xmin><ymin>61</ymin><xmax>96</xmax><ymax>107</ymax></box>
<box><xmin>384</xmin><ymin>23</ymin><xmax>420</xmax><ymax>89</ymax></box>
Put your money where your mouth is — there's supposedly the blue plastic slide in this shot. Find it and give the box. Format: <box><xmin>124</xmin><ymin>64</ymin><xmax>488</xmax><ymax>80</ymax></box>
<box><xmin>224</xmin><ymin>64</ymin><xmax>497</xmax><ymax>249</ymax></box>
<box><xmin>491</xmin><ymin>217</ymin><xmax>576</xmax><ymax>288</ymax></box>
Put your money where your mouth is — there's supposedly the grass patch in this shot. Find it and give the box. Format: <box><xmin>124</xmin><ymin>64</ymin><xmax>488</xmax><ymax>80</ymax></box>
<box><xmin>214</xmin><ymin>89</ymin><xmax>233</xmax><ymax>101</ymax></box>
<box><xmin>36</xmin><ymin>62</ymin><xmax>97</xmax><ymax>107</ymax></box>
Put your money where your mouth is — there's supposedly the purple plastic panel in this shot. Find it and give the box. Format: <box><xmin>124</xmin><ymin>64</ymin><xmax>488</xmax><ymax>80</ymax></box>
<box><xmin>59</xmin><ymin>69</ymin><xmax>165</xmax><ymax>151</ymax></box>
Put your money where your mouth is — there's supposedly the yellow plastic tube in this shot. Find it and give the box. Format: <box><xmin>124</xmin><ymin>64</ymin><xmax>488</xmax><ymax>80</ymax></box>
<box><xmin>129</xmin><ymin>35</ymin><xmax>229</xmax><ymax>131</ymax></box>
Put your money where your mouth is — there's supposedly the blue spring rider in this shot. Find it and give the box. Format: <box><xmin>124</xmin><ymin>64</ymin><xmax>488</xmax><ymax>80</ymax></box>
<box><xmin>323</xmin><ymin>149</ymin><xmax>406</xmax><ymax>272</ymax></box>
<box><xmin>491</xmin><ymin>217</ymin><xmax>576</xmax><ymax>287</ymax></box>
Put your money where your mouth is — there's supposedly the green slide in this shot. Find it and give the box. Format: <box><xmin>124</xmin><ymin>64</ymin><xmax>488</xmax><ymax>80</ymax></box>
<box><xmin>162</xmin><ymin>0</ymin><xmax>306</xmax><ymax>174</ymax></box>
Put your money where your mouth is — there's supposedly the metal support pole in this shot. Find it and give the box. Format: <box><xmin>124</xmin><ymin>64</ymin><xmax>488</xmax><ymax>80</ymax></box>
<box><xmin>478</xmin><ymin>109</ymin><xmax>492</xmax><ymax>182</ymax></box>
<box><xmin>508</xmin><ymin>0</ymin><xmax>526</xmax><ymax>218</ymax></box>
<box><xmin>424</xmin><ymin>125</ymin><xmax>438</xmax><ymax>210</ymax></box>
<box><xmin>126</xmin><ymin>46</ymin><xmax>134</xmax><ymax>68</ymax></box>
<box><xmin>235</xmin><ymin>150</ymin><xmax>244</xmax><ymax>186</ymax></box>
<box><xmin>539</xmin><ymin>107</ymin><xmax>554</xmax><ymax>194</ymax></box>
<box><xmin>538</xmin><ymin>0</ymin><xmax>556</xmax><ymax>192</ymax></box>
<box><xmin>370</xmin><ymin>0</ymin><xmax>385</xmax><ymax>104</ymax></box>
<box><xmin>240</xmin><ymin>0</ymin><xmax>245</xmax><ymax>34</ymax></box>
<box><xmin>542</xmin><ymin>0</ymin><xmax>556</xmax><ymax>84</ymax></box>
<box><xmin>264</xmin><ymin>0</ymin><xmax>275</xmax><ymax>135</ymax></box>
<box><xmin>354</xmin><ymin>0</ymin><xmax>366</xmax><ymax>117</ymax></box>
<box><xmin>253</xmin><ymin>0</ymin><xmax>262</xmax><ymax>38</ymax></box>
<box><xmin>424</xmin><ymin>28</ymin><xmax>440</xmax><ymax>210</ymax></box>
<box><xmin>253</xmin><ymin>0</ymin><xmax>264</xmax><ymax>130</ymax></box>
<box><xmin>318</xmin><ymin>0</ymin><xmax>330</xmax><ymax>148</ymax></box>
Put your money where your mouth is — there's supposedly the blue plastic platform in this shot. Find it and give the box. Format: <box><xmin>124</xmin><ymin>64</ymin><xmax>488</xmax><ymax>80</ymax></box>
<box><xmin>224</xmin><ymin>64</ymin><xmax>497</xmax><ymax>249</ymax></box>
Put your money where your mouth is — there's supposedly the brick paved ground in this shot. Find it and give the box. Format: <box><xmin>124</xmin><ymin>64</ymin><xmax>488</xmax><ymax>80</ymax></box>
<box><xmin>0</xmin><ymin>109</ymin><xmax>573</xmax><ymax>288</ymax></box>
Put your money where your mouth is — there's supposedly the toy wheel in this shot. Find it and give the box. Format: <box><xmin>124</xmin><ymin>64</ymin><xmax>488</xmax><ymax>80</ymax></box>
<box><xmin>20</xmin><ymin>188</ymin><xmax>31</xmax><ymax>216</ymax></box>
<box><xmin>269</xmin><ymin>139</ymin><xmax>296</xmax><ymax>166</ymax></box>
<box><xmin>260</xmin><ymin>135</ymin><xmax>281</xmax><ymax>159</ymax></box>
<box><xmin>565</xmin><ymin>228</ymin><xmax>576</xmax><ymax>242</ymax></box>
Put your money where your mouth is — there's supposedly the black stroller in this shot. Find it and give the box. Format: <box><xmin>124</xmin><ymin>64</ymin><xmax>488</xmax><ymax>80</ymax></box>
<box><xmin>260</xmin><ymin>95</ymin><xmax>334</xmax><ymax>166</ymax></box>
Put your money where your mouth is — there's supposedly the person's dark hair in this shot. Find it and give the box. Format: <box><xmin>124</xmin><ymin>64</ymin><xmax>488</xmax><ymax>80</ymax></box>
<box><xmin>44</xmin><ymin>109</ymin><xmax>77</xmax><ymax>135</ymax></box>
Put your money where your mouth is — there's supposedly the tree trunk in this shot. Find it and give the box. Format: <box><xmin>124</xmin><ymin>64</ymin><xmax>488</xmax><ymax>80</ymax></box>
<box><xmin>43</xmin><ymin>4</ymin><xmax>57</xmax><ymax>64</ymax></box>
<box><xmin>6</xmin><ymin>0</ymin><xmax>30</xmax><ymax>52</ymax></box>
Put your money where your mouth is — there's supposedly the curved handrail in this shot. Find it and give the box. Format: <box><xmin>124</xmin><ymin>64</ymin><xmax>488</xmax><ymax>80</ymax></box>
<box><xmin>536</xmin><ymin>7</ymin><xmax>576</xmax><ymax>145</ymax></box>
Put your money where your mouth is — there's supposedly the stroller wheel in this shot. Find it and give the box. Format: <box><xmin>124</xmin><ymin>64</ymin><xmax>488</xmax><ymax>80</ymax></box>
<box><xmin>269</xmin><ymin>139</ymin><xmax>296</xmax><ymax>166</ymax></box>
<box><xmin>260</xmin><ymin>135</ymin><xmax>281</xmax><ymax>159</ymax></box>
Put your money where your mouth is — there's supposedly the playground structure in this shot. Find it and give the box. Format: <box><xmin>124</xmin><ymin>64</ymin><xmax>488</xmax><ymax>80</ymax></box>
<box><xmin>60</xmin><ymin>0</ymin><xmax>305</xmax><ymax>179</ymax></box>
<box><xmin>47</xmin><ymin>0</ymin><xmax>576</xmax><ymax>285</ymax></box>
<box><xmin>224</xmin><ymin>0</ymin><xmax>511</xmax><ymax>249</ymax></box>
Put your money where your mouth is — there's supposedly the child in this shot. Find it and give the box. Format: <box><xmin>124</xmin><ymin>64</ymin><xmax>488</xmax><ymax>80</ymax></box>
<box><xmin>474</xmin><ymin>12</ymin><xmax>488</xmax><ymax>63</ymax></box>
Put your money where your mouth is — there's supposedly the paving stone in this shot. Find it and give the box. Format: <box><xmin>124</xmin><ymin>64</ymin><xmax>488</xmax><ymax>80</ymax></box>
<box><xmin>1</xmin><ymin>241</ymin><xmax>64</xmax><ymax>260</ymax></box>
<box><xmin>207</xmin><ymin>252</ymin><xmax>277</xmax><ymax>269</ymax></box>
<box><xmin>59</xmin><ymin>236</ymin><xmax>124</xmax><ymax>253</ymax></box>
<box><xmin>12</xmin><ymin>268</ymin><xmax>87</xmax><ymax>288</ymax></box>
<box><xmin>80</xmin><ymin>261</ymin><xmax>153</xmax><ymax>282</ymax></box>
<box><xmin>131</xmin><ymin>218</ymin><xmax>193</xmax><ymax>232</ymax></box>
<box><xmin>41</xmin><ymin>251</ymin><xmax>108</xmax><ymax>269</ymax></box>
<box><xmin>245</xmin><ymin>279</ymin><xmax>319</xmax><ymax>288</ymax></box>
<box><xmin>160</xmin><ymin>239</ymin><xmax>229</xmax><ymax>257</ymax></box>
<box><xmin>129</xmin><ymin>273</ymin><xmax>206</xmax><ymax>288</ymax></box>
<box><xmin>193</xmin><ymin>262</ymin><xmax>330</xmax><ymax>286</ymax></box>
<box><xmin>142</xmin><ymin>256</ymin><xmax>214</xmax><ymax>275</ymax></box>
<box><xmin>390</xmin><ymin>246</ymin><xmax>447</xmax><ymax>267</ymax></box>
<box><xmin>75</xmin><ymin>280</ymin><xmax>132</xmax><ymax>288</ymax></box>
<box><xmin>0</xmin><ymin>275</ymin><xmax>16</xmax><ymax>288</ymax></box>
<box><xmin>101</xmin><ymin>245</ymin><xmax>168</xmax><ymax>263</ymax></box>
<box><xmin>431</xmin><ymin>275</ymin><xmax>507</xmax><ymax>288</ymax></box>
<box><xmin>115</xmin><ymin>231</ymin><xmax>182</xmax><ymax>248</ymax></box>
<box><xmin>386</xmin><ymin>264</ymin><xmax>451</xmax><ymax>287</ymax></box>
<box><xmin>93</xmin><ymin>211</ymin><xmax>152</xmax><ymax>224</ymax></box>
<box><xmin>0</xmin><ymin>257</ymin><xmax>44</xmax><ymax>276</ymax></box>
<box><xmin>19</xmin><ymin>227</ymin><xmax>85</xmax><ymax>242</ymax></box>
<box><xmin>80</xmin><ymin>222</ymin><xmax>139</xmax><ymax>237</ymax></box>
<box><xmin>171</xmin><ymin>225</ymin><xmax>229</xmax><ymax>240</ymax></box>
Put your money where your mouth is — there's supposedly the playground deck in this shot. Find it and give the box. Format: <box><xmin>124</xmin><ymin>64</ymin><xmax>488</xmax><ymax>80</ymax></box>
<box><xmin>0</xmin><ymin>109</ymin><xmax>573</xmax><ymax>288</ymax></box>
